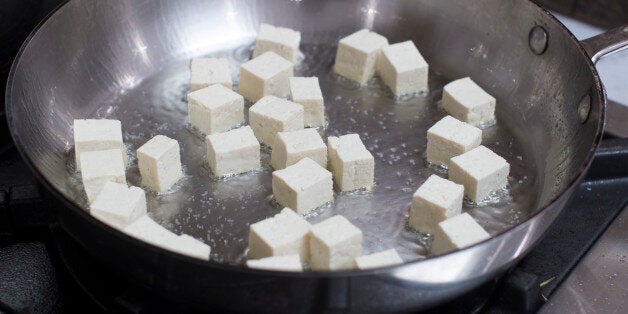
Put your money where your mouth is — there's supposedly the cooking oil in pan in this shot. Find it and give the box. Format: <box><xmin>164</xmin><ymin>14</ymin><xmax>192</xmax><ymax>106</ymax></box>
<box><xmin>65</xmin><ymin>42</ymin><xmax>538</xmax><ymax>265</ymax></box>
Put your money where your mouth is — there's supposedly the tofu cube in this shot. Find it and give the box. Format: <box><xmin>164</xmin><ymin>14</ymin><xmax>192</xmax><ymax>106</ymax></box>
<box><xmin>334</xmin><ymin>29</ymin><xmax>389</xmax><ymax>84</ymax></box>
<box><xmin>409</xmin><ymin>175</ymin><xmax>464</xmax><ymax>234</ymax></box>
<box><xmin>449</xmin><ymin>145</ymin><xmax>510</xmax><ymax>202</ymax></box>
<box><xmin>123</xmin><ymin>215</ymin><xmax>177</xmax><ymax>250</ymax></box>
<box><xmin>74</xmin><ymin>119</ymin><xmax>125</xmax><ymax>171</ymax></box>
<box><xmin>137</xmin><ymin>135</ymin><xmax>183</xmax><ymax>193</ymax></box>
<box><xmin>354</xmin><ymin>249</ymin><xmax>403</xmax><ymax>270</ymax></box>
<box><xmin>162</xmin><ymin>234</ymin><xmax>211</xmax><ymax>261</ymax></box>
<box><xmin>90</xmin><ymin>182</ymin><xmax>146</xmax><ymax>229</ymax></box>
<box><xmin>427</xmin><ymin>115</ymin><xmax>482</xmax><ymax>167</ymax></box>
<box><xmin>239</xmin><ymin>51</ymin><xmax>293</xmax><ymax>102</ymax></box>
<box><xmin>327</xmin><ymin>134</ymin><xmax>375</xmax><ymax>192</ymax></box>
<box><xmin>431</xmin><ymin>213</ymin><xmax>491</xmax><ymax>255</ymax></box>
<box><xmin>189</xmin><ymin>57</ymin><xmax>232</xmax><ymax>91</ymax></box>
<box><xmin>247</xmin><ymin>255</ymin><xmax>303</xmax><ymax>272</ymax></box>
<box><xmin>289</xmin><ymin>77</ymin><xmax>325</xmax><ymax>127</ymax></box>
<box><xmin>206</xmin><ymin>126</ymin><xmax>261</xmax><ymax>177</ymax></box>
<box><xmin>248</xmin><ymin>208</ymin><xmax>312</xmax><ymax>261</ymax></box>
<box><xmin>377</xmin><ymin>40</ymin><xmax>429</xmax><ymax>96</ymax></box>
<box><xmin>310</xmin><ymin>215</ymin><xmax>362</xmax><ymax>271</ymax></box>
<box><xmin>252</xmin><ymin>23</ymin><xmax>301</xmax><ymax>63</ymax></box>
<box><xmin>187</xmin><ymin>84</ymin><xmax>244</xmax><ymax>135</ymax></box>
<box><xmin>442</xmin><ymin>77</ymin><xmax>496</xmax><ymax>127</ymax></box>
<box><xmin>79</xmin><ymin>149</ymin><xmax>126</xmax><ymax>203</ymax></box>
<box><xmin>271</xmin><ymin>128</ymin><xmax>327</xmax><ymax>170</ymax></box>
<box><xmin>248</xmin><ymin>96</ymin><xmax>304</xmax><ymax>147</ymax></box>
<box><xmin>272</xmin><ymin>158</ymin><xmax>333</xmax><ymax>215</ymax></box>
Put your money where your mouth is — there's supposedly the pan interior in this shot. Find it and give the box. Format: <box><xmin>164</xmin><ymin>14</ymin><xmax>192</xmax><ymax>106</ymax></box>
<box><xmin>8</xmin><ymin>0</ymin><xmax>600</xmax><ymax>265</ymax></box>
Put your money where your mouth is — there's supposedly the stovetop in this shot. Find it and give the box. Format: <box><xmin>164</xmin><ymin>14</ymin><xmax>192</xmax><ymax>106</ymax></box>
<box><xmin>1</xmin><ymin>2</ymin><xmax>627</xmax><ymax>313</ymax></box>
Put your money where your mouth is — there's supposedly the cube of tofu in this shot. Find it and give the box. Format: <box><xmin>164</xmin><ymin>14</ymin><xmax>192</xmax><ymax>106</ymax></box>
<box><xmin>123</xmin><ymin>215</ymin><xmax>178</xmax><ymax>249</ymax></box>
<box><xmin>449</xmin><ymin>145</ymin><xmax>510</xmax><ymax>202</ymax></box>
<box><xmin>137</xmin><ymin>135</ymin><xmax>183</xmax><ymax>193</ymax></box>
<box><xmin>187</xmin><ymin>84</ymin><xmax>244</xmax><ymax>135</ymax></box>
<box><xmin>272</xmin><ymin>158</ymin><xmax>333</xmax><ymax>215</ymax></box>
<box><xmin>442</xmin><ymin>77</ymin><xmax>496</xmax><ymax>127</ymax></box>
<box><xmin>427</xmin><ymin>115</ymin><xmax>482</xmax><ymax>167</ymax></box>
<box><xmin>239</xmin><ymin>51</ymin><xmax>294</xmax><ymax>102</ymax></box>
<box><xmin>327</xmin><ymin>134</ymin><xmax>375</xmax><ymax>192</ymax></box>
<box><xmin>206</xmin><ymin>126</ymin><xmax>261</xmax><ymax>177</ymax></box>
<box><xmin>289</xmin><ymin>77</ymin><xmax>325</xmax><ymax>127</ymax></box>
<box><xmin>79</xmin><ymin>149</ymin><xmax>126</xmax><ymax>203</ymax></box>
<box><xmin>90</xmin><ymin>181</ymin><xmax>146</xmax><ymax>229</ymax></box>
<box><xmin>271</xmin><ymin>128</ymin><xmax>327</xmax><ymax>170</ymax></box>
<box><xmin>248</xmin><ymin>96</ymin><xmax>304</xmax><ymax>147</ymax></box>
<box><xmin>73</xmin><ymin>119</ymin><xmax>125</xmax><ymax>171</ymax></box>
<box><xmin>409</xmin><ymin>175</ymin><xmax>464</xmax><ymax>234</ymax></box>
<box><xmin>162</xmin><ymin>234</ymin><xmax>211</xmax><ymax>261</ymax></box>
<box><xmin>247</xmin><ymin>255</ymin><xmax>303</xmax><ymax>272</ymax></box>
<box><xmin>248</xmin><ymin>208</ymin><xmax>312</xmax><ymax>261</ymax></box>
<box><xmin>252</xmin><ymin>23</ymin><xmax>301</xmax><ymax>63</ymax></box>
<box><xmin>431</xmin><ymin>213</ymin><xmax>490</xmax><ymax>255</ymax></box>
<box><xmin>377</xmin><ymin>40</ymin><xmax>429</xmax><ymax>96</ymax></box>
<box><xmin>354</xmin><ymin>249</ymin><xmax>403</xmax><ymax>270</ymax></box>
<box><xmin>189</xmin><ymin>58</ymin><xmax>232</xmax><ymax>91</ymax></box>
<box><xmin>334</xmin><ymin>29</ymin><xmax>389</xmax><ymax>84</ymax></box>
<box><xmin>310</xmin><ymin>215</ymin><xmax>362</xmax><ymax>271</ymax></box>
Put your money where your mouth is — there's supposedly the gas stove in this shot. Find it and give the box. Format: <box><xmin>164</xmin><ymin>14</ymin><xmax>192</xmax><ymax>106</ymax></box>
<box><xmin>1</xmin><ymin>2</ymin><xmax>626</xmax><ymax>313</ymax></box>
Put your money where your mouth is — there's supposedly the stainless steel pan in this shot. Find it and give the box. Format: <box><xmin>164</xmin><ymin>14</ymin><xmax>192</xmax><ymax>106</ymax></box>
<box><xmin>6</xmin><ymin>0</ymin><xmax>628</xmax><ymax>311</ymax></box>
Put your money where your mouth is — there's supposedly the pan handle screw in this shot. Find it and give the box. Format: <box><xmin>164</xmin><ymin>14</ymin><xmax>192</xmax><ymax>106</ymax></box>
<box><xmin>578</xmin><ymin>94</ymin><xmax>592</xmax><ymax>124</ymax></box>
<box><xmin>529</xmin><ymin>26</ymin><xmax>548</xmax><ymax>55</ymax></box>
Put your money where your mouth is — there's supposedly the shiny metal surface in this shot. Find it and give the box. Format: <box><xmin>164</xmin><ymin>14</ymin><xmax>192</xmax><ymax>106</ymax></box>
<box><xmin>4</xmin><ymin>0</ymin><xmax>611</xmax><ymax>310</ymax></box>
<box><xmin>581</xmin><ymin>25</ymin><xmax>628</xmax><ymax>64</ymax></box>
<box><xmin>540</xmin><ymin>204</ymin><xmax>628</xmax><ymax>314</ymax></box>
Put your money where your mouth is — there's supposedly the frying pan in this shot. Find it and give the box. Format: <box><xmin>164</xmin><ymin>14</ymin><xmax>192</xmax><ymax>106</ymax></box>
<box><xmin>5</xmin><ymin>0</ymin><xmax>628</xmax><ymax>311</ymax></box>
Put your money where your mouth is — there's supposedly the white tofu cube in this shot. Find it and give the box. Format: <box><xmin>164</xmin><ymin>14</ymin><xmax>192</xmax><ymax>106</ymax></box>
<box><xmin>186</xmin><ymin>84</ymin><xmax>244</xmax><ymax>135</ymax></box>
<box><xmin>189</xmin><ymin>58</ymin><xmax>232</xmax><ymax>91</ymax></box>
<box><xmin>272</xmin><ymin>158</ymin><xmax>333</xmax><ymax>215</ymax></box>
<box><xmin>442</xmin><ymin>77</ymin><xmax>496</xmax><ymax>127</ymax></box>
<box><xmin>289</xmin><ymin>77</ymin><xmax>325</xmax><ymax>127</ymax></box>
<box><xmin>334</xmin><ymin>29</ymin><xmax>389</xmax><ymax>84</ymax></box>
<box><xmin>206</xmin><ymin>126</ymin><xmax>261</xmax><ymax>177</ymax></box>
<box><xmin>409</xmin><ymin>175</ymin><xmax>464</xmax><ymax>234</ymax></box>
<box><xmin>327</xmin><ymin>134</ymin><xmax>374</xmax><ymax>192</ymax></box>
<box><xmin>239</xmin><ymin>51</ymin><xmax>294</xmax><ymax>102</ymax></box>
<box><xmin>310</xmin><ymin>215</ymin><xmax>362</xmax><ymax>271</ymax></box>
<box><xmin>431</xmin><ymin>213</ymin><xmax>490</xmax><ymax>255</ymax></box>
<box><xmin>162</xmin><ymin>234</ymin><xmax>211</xmax><ymax>261</ymax></box>
<box><xmin>248</xmin><ymin>96</ymin><xmax>304</xmax><ymax>147</ymax></box>
<box><xmin>123</xmin><ymin>215</ymin><xmax>178</xmax><ymax>249</ymax></box>
<box><xmin>270</xmin><ymin>128</ymin><xmax>327</xmax><ymax>170</ymax></box>
<box><xmin>247</xmin><ymin>255</ymin><xmax>303</xmax><ymax>272</ymax></box>
<box><xmin>427</xmin><ymin>115</ymin><xmax>482</xmax><ymax>167</ymax></box>
<box><xmin>248</xmin><ymin>208</ymin><xmax>312</xmax><ymax>261</ymax></box>
<box><xmin>137</xmin><ymin>135</ymin><xmax>183</xmax><ymax>193</ymax></box>
<box><xmin>354</xmin><ymin>249</ymin><xmax>403</xmax><ymax>270</ymax></box>
<box><xmin>449</xmin><ymin>145</ymin><xmax>510</xmax><ymax>202</ymax></box>
<box><xmin>73</xmin><ymin>119</ymin><xmax>125</xmax><ymax>171</ymax></box>
<box><xmin>90</xmin><ymin>182</ymin><xmax>146</xmax><ymax>229</ymax></box>
<box><xmin>252</xmin><ymin>23</ymin><xmax>301</xmax><ymax>63</ymax></box>
<box><xmin>377</xmin><ymin>40</ymin><xmax>429</xmax><ymax>96</ymax></box>
<box><xmin>79</xmin><ymin>149</ymin><xmax>126</xmax><ymax>203</ymax></box>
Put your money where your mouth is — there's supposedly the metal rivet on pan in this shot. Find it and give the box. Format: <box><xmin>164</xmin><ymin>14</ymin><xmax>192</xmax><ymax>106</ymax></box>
<box><xmin>529</xmin><ymin>26</ymin><xmax>548</xmax><ymax>55</ymax></box>
<box><xmin>578</xmin><ymin>94</ymin><xmax>591</xmax><ymax>124</ymax></box>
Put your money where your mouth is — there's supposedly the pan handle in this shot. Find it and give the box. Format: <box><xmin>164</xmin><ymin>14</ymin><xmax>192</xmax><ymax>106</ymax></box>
<box><xmin>580</xmin><ymin>25</ymin><xmax>628</xmax><ymax>138</ymax></box>
<box><xmin>580</xmin><ymin>25</ymin><xmax>628</xmax><ymax>64</ymax></box>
